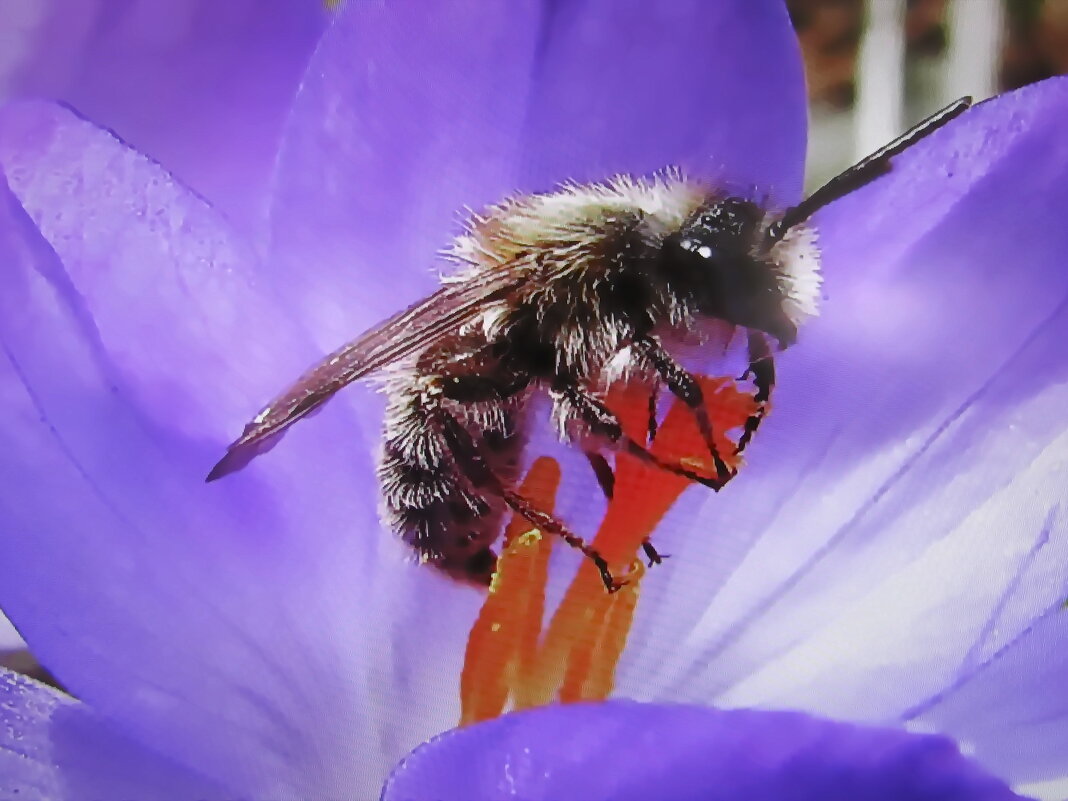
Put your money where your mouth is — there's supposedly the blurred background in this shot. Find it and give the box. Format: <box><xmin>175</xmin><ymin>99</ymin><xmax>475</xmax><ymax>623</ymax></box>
<box><xmin>792</xmin><ymin>0</ymin><xmax>1068</xmax><ymax>186</ymax></box>
<box><xmin>1</xmin><ymin>0</ymin><xmax>1066</xmax><ymax>687</ymax></box>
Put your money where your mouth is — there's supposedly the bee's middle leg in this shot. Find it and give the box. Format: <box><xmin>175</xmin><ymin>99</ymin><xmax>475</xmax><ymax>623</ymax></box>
<box><xmin>581</xmin><ymin>388</ymin><xmax>666</xmax><ymax>566</ymax></box>
<box><xmin>582</xmin><ymin>376</ymin><xmax>659</xmax><ymax>501</ymax></box>
<box><xmin>552</xmin><ymin>381</ymin><xmax>730</xmax><ymax>491</ymax></box>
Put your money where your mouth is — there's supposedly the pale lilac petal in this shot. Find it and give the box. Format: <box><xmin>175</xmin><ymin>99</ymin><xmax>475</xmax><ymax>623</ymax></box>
<box><xmin>269</xmin><ymin>0</ymin><xmax>805</xmax><ymax>350</ymax></box>
<box><xmin>0</xmin><ymin>100</ymin><xmax>319</xmax><ymax>435</ymax></box>
<box><xmin>610</xmin><ymin>77</ymin><xmax>1068</xmax><ymax>779</ymax></box>
<box><xmin>0</xmin><ymin>612</ymin><xmax>23</xmax><ymax>652</ymax></box>
<box><xmin>0</xmin><ymin>102</ymin><xmax>391</xmax><ymax>796</ymax></box>
<box><xmin>383</xmin><ymin>701</ymin><xmax>1023</xmax><ymax>801</ymax></box>
<box><xmin>7</xmin><ymin>0</ymin><xmax>325</xmax><ymax>234</ymax></box>
<box><xmin>0</xmin><ymin>668</ymin><xmax>227</xmax><ymax>800</ymax></box>
<box><xmin>908</xmin><ymin>605</ymin><xmax>1068</xmax><ymax>785</ymax></box>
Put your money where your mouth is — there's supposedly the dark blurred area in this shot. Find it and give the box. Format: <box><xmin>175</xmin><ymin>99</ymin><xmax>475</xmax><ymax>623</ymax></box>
<box><xmin>1</xmin><ymin>648</ymin><xmax>64</xmax><ymax>691</ymax></box>
<box><xmin>788</xmin><ymin>0</ymin><xmax>1068</xmax><ymax>109</ymax></box>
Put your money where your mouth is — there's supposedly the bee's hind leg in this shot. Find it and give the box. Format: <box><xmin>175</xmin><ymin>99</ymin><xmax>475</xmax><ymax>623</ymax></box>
<box><xmin>434</xmin><ymin>408</ymin><xmax>627</xmax><ymax>593</ymax></box>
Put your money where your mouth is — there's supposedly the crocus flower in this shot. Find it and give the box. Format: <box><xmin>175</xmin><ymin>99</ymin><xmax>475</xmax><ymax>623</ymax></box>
<box><xmin>1</xmin><ymin>2</ymin><xmax>1066</xmax><ymax>800</ymax></box>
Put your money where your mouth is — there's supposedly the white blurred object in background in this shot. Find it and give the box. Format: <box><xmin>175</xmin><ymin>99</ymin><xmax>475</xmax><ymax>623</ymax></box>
<box><xmin>855</xmin><ymin>0</ymin><xmax>906</xmax><ymax>160</ymax></box>
<box><xmin>944</xmin><ymin>0</ymin><xmax>1004</xmax><ymax>102</ymax></box>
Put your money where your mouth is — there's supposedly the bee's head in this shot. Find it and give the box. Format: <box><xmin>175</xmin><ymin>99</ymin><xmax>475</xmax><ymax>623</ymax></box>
<box><xmin>665</xmin><ymin>196</ymin><xmax>807</xmax><ymax>347</ymax></box>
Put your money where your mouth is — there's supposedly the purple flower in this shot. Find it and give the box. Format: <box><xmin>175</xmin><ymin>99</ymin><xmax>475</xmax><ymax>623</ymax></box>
<box><xmin>0</xmin><ymin>2</ymin><xmax>1066</xmax><ymax>800</ymax></box>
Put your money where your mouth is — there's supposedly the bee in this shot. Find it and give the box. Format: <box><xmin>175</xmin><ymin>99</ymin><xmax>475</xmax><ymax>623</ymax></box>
<box><xmin>208</xmin><ymin>98</ymin><xmax>971</xmax><ymax>592</ymax></box>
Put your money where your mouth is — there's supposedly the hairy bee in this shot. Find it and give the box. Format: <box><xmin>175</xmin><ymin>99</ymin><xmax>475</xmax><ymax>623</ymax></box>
<box><xmin>208</xmin><ymin>98</ymin><xmax>971</xmax><ymax>591</ymax></box>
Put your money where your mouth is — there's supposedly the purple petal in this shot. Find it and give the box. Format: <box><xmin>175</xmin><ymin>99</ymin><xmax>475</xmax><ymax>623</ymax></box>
<box><xmin>610</xmin><ymin>77</ymin><xmax>1068</xmax><ymax>774</ymax></box>
<box><xmin>269</xmin><ymin>0</ymin><xmax>805</xmax><ymax>349</ymax></box>
<box><xmin>909</xmin><ymin>605</ymin><xmax>1068</xmax><ymax>786</ymax></box>
<box><xmin>0</xmin><ymin>100</ymin><xmax>321</xmax><ymax>437</ymax></box>
<box><xmin>0</xmin><ymin>102</ymin><xmax>393</xmax><ymax>796</ymax></box>
<box><xmin>0</xmin><ymin>668</ymin><xmax>228</xmax><ymax>800</ymax></box>
<box><xmin>8</xmin><ymin>0</ymin><xmax>325</xmax><ymax>235</ymax></box>
<box><xmin>383</xmin><ymin>701</ymin><xmax>1024</xmax><ymax>801</ymax></box>
<box><xmin>268</xmin><ymin>1</ymin><xmax>543</xmax><ymax>348</ymax></box>
<box><xmin>517</xmin><ymin>0</ymin><xmax>806</xmax><ymax>195</ymax></box>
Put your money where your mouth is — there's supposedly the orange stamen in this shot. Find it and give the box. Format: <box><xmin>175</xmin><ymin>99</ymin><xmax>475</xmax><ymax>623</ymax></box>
<box><xmin>563</xmin><ymin>559</ymin><xmax>644</xmax><ymax>703</ymax></box>
<box><xmin>459</xmin><ymin>457</ymin><xmax>559</xmax><ymax>726</ymax></box>
<box><xmin>460</xmin><ymin>376</ymin><xmax>760</xmax><ymax>724</ymax></box>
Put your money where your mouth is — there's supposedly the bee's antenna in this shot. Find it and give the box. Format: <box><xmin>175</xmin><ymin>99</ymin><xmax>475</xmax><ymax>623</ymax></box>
<box><xmin>766</xmin><ymin>96</ymin><xmax>973</xmax><ymax>246</ymax></box>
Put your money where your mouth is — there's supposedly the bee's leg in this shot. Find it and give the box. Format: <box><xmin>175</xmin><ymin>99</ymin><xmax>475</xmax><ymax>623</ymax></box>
<box><xmin>736</xmin><ymin>331</ymin><xmax>775</xmax><ymax>456</ymax></box>
<box><xmin>583</xmin><ymin>427</ymin><xmax>669</xmax><ymax>567</ymax></box>
<box><xmin>433</xmin><ymin>407</ymin><xmax>626</xmax><ymax>593</ymax></box>
<box><xmin>595</xmin><ymin>383</ymin><xmax>667</xmax><ymax>565</ymax></box>
<box><xmin>632</xmin><ymin>337</ymin><xmax>734</xmax><ymax>483</ymax></box>
<box><xmin>645</xmin><ymin>377</ymin><xmax>661</xmax><ymax>443</ymax></box>
<box><xmin>641</xmin><ymin>540</ymin><xmax>668</xmax><ymax>566</ymax></box>
<box><xmin>585</xmin><ymin>451</ymin><xmax>615</xmax><ymax>499</ymax></box>
<box><xmin>583</xmin><ymin>377</ymin><xmax>660</xmax><ymax>501</ymax></box>
<box><xmin>553</xmin><ymin>382</ymin><xmax>731</xmax><ymax>491</ymax></box>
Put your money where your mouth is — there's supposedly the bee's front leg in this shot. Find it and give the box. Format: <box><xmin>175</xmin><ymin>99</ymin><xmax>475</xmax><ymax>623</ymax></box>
<box><xmin>736</xmin><ymin>331</ymin><xmax>775</xmax><ymax>456</ymax></box>
<box><xmin>632</xmin><ymin>336</ymin><xmax>734</xmax><ymax>483</ymax></box>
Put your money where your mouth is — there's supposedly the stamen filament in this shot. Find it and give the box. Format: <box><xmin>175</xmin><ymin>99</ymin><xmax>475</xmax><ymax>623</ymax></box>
<box><xmin>564</xmin><ymin>559</ymin><xmax>644</xmax><ymax>703</ymax></box>
<box><xmin>459</xmin><ymin>458</ymin><xmax>559</xmax><ymax>726</ymax></box>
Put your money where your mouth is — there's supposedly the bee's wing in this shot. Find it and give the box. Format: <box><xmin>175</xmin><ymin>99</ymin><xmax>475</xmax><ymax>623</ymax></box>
<box><xmin>206</xmin><ymin>270</ymin><xmax>523</xmax><ymax>480</ymax></box>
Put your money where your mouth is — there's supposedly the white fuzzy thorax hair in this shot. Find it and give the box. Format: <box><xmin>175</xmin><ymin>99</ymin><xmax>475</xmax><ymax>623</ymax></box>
<box><xmin>449</xmin><ymin>172</ymin><xmax>822</xmax><ymax>329</ymax></box>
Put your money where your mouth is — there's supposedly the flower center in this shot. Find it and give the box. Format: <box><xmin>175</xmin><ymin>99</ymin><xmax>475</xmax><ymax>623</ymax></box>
<box><xmin>460</xmin><ymin>377</ymin><xmax>758</xmax><ymax>725</ymax></box>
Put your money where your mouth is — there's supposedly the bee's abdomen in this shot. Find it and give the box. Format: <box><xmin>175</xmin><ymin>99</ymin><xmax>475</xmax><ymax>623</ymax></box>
<box><xmin>377</xmin><ymin>377</ymin><xmax>526</xmax><ymax>586</ymax></box>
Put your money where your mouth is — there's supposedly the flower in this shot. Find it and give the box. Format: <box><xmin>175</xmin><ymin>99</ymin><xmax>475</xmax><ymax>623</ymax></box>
<box><xmin>1</xmin><ymin>2</ymin><xmax>1067</xmax><ymax>800</ymax></box>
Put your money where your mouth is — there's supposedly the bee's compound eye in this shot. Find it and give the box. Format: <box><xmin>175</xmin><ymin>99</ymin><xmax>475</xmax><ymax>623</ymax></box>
<box><xmin>684</xmin><ymin>198</ymin><xmax>763</xmax><ymax>257</ymax></box>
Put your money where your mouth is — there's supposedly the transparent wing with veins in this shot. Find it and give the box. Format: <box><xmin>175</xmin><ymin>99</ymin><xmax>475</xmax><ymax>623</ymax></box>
<box><xmin>206</xmin><ymin>269</ymin><xmax>524</xmax><ymax>481</ymax></box>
